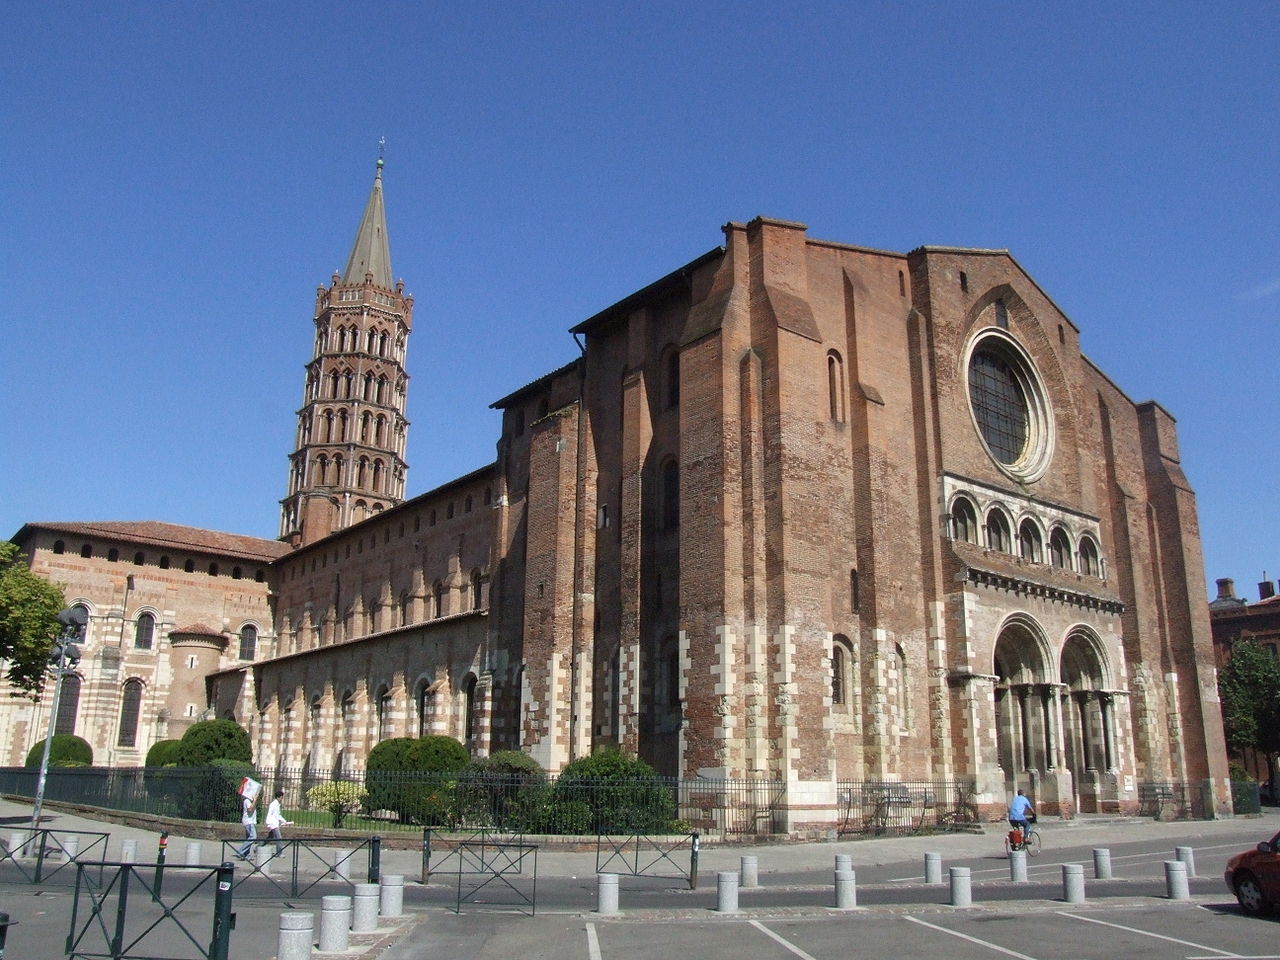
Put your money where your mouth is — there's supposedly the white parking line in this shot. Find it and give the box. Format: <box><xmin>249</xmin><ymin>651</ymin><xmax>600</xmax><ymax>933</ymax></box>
<box><xmin>749</xmin><ymin>920</ymin><xmax>821</xmax><ymax>960</ymax></box>
<box><xmin>586</xmin><ymin>921</ymin><xmax>602</xmax><ymax>960</ymax></box>
<box><xmin>1054</xmin><ymin>911</ymin><xmax>1241</xmax><ymax>956</ymax></box>
<box><xmin>905</xmin><ymin>915</ymin><xmax>1041</xmax><ymax>959</ymax></box>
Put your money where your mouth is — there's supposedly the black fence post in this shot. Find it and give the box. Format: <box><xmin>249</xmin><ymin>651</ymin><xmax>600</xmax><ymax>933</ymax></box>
<box><xmin>33</xmin><ymin>830</ymin><xmax>47</xmax><ymax>884</ymax></box>
<box><xmin>153</xmin><ymin>831</ymin><xmax>168</xmax><ymax>902</ymax></box>
<box><xmin>421</xmin><ymin>828</ymin><xmax>431</xmax><ymax>884</ymax></box>
<box><xmin>210</xmin><ymin>861</ymin><xmax>234</xmax><ymax>960</ymax></box>
<box><xmin>0</xmin><ymin>909</ymin><xmax>10</xmax><ymax>959</ymax></box>
<box><xmin>689</xmin><ymin>832</ymin><xmax>700</xmax><ymax>891</ymax></box>
<box><xmin>111</xmin><ymin>865</ymin><xmax>131</xmax><ymax>959</ymax></box>
<box><xmin>368</xmin><ymin>836</ymin><xmax>381</xmax><ymax>884</ymax></box>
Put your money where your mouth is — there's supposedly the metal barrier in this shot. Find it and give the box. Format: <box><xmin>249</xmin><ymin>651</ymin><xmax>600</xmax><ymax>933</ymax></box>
<box><xmin>596</xmin><ymin>832</ymin><xmax>699</xmax><ymax>890</ymax></box>
<box><xmin>64</xmin><ymin>860</ymin><xmax>234</xmax><ymax>960</ymax></box>
<box><xmin>835</xmin><ymin>781</ymin><xmax>978</xmax><ymax>836</ymax></box>
<box><xmin>421</xmin><ymin>828</ymin><xmax>521</xmax><ymax>883</ymax></box>
<box><xmin>219</xmin><ymin>835</ymin><xmax>381</xmax><ymax>898</ymax></box>
<box><xmin>454</xmin><ymin>837</ymin><xmax>538</xmax><ymax>915</ymax></box>
<box><xmin>0</xmin><ymin>827</ymin><xmax>110</xmax><ymax>885</ymax></box>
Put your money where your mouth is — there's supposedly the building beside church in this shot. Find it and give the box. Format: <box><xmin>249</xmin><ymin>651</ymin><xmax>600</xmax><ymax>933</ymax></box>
<box><xmin>4</xmin><ymin>163</ymin><xmax>1232</xmax><ymax>825</ymax></box>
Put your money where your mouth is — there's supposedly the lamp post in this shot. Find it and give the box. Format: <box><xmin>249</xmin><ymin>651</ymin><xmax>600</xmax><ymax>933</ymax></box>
<box><xmin>31</xmin><ymin>608</ymin><xmax>86</xmax><ymax>826</ymax></box>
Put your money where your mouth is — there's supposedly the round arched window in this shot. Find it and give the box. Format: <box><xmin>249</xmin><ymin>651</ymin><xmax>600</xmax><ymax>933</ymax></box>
<box><xmin>965</xmin><ymin>330</ymin><xmax>1053</xmax><ymax>482</ymax></box>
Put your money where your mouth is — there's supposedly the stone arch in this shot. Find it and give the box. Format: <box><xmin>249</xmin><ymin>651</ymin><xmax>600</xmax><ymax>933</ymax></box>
<box><xmin>992</xmin><ymin>615</ymin><xmax>1057</xmax><ymax>788</ymax></box>
<box><xmin>1059</xmin><ymin>627</ymin><xmax>1118</xmax><ymax>810</ymax></box>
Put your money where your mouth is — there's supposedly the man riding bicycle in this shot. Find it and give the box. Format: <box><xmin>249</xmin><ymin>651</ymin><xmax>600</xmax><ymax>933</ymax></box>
<box><xmin>1008</xmin><ymin>788</ymin><xmax>1035</xmax><ymax>843</ymax></box>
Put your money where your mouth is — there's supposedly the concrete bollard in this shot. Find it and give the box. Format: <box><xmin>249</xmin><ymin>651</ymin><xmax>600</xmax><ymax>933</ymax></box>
<box><xmin>925</xmin><ymin>852</ymin><xmax>942</xmax><ymax>885</ymax></box>
<box><xmin>185</xmin><ymin>842</ymin><xmax>202</xmax><ymax>866</ymax></box>
<box><xmin>120</xmin><ymin>838</ymin><xmax>137</xmax><ymax>863</ymax></box>
<box><xmin>318</xmin><ymin>896</ymin><xmax>352</xmax><ymax>953</ymax></box>
<box><xmin>255</xmin><ymin>843</ymin><xmax>274</xmax><ymax>876</ymax></box>
<box><xmin>332</xmin><ymin>849</ymin><xmax>352</xmax><ymax>883</ymax></box>
<box><xmin>1092</xmin><ymin>848</ymin><xmax>1112</xmax><ymax>880</ymax></box>
<box><xmin>834</xmin><ymin>854</ymin><xmax>852</xmax><ymax>874</ymax></box>
<box><xmin>949</xmin><ymin>866</ymin><xmax>972</xmax><ymax>907</ymax></box>
<box><xmin>8</xmin><ymin>832</ymin><xmax>29</xmax><ymax>859</ymax></box>
<box><xmin>351</xmin><ymin>883</ymin><xmax>380</xmax><ymax>932</ymax></box>
<box><xmin>740</xmin><ymin>855</ymin><xmax>759</xmax><ymax>889</ymax></box>
<box><xmin>835</xmin><ymin>868</ymin><xmax>857</xmax><ymax>909</ymax></box>
<box><xmin>597</xmin><ymin>873</ymin><xmax>619</xmax><ymax>915</ymax></box>
<box><xmin>276</xmin><ymin>911</ymin><xmax>314</xmax><ymax>960</ymax></box>
<box><xmin>717</xmin><ymin>871</ymin><xmax>739</xmax><ymax>913</ymax></box>
<box><xmin>379</xmin><ymin>874</ymin><xmax>404</xmax><ymax>918</ymax></box>
<box><xmin>1062</xmin><ymin>864</ymin><xmax>1086</xmax><ymax>904</ymax></box>
<box><xmin>1164</xmin><ymin>860</ymin><xmax>1190</xmax><ymax>900</ymax></box>
<box><xmin>62</xmin><ymin>835</ymin><xmax>80</xmax><ymax>862</ymax></box>
<box><xmin>1176</xmin><ymin>846</ymin><xmax>1196</xmax><ymax>878</ymax></box>
<box><xmin>1009</xmin><ymin>849</ymin><xmax>1028</xmax><ymax>882</ymax></box>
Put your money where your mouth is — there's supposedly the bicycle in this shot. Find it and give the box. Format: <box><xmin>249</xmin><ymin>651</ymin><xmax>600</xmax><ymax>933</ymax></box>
<box><xmin>1004</xmin><ymin>814</ymin><xmax>1041</xmax><ymax>857</ymax></box>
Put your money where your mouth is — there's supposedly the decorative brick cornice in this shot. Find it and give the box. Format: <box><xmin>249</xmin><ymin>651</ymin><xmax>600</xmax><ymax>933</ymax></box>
<box><xmin>962</xmin><ymin>565</ymin><xmax>1125</xmax><ymax>615</ymax></box>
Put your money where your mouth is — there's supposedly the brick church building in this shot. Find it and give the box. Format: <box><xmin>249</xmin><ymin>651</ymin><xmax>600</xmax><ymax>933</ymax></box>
<box><xmin>4</xmin><ymin>162</ymin><xmax>1231</xmax><ymax>824</ymax></box>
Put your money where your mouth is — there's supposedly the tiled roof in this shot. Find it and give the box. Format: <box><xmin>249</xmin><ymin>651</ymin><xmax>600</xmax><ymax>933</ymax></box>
<box><xmin>171</xmin><ymin>623</ymin><xmax>224</xmax><ymax>637</ymax></box>
<box><xmin>16</xmin><ymin>521</ymin><xmax>291</xmax><ymax>562</ymax></box>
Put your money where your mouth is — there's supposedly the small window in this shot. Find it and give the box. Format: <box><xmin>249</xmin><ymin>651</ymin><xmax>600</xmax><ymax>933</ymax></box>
<box><xmin>985</xmin><ymin>509</ymin><xmax>1013</xmax><ymax>553</ymax></box>
<box><xmin>184</xmin><ymin>559</ymin><xmax>195</xmax><ymax>573</ymax></box>
<box><xmin>827</xmin><ymin>351</ymin><xmax>846</xmax><ymax>423</ymax></box>
<box><xmin>1018</xmin><ymin>520</ymin><xmax>1043</xmax><ymax>563</ymax></box>
<box><xmin>664</xmin><ymin>347</ymin><xmax>680</xmax><ymax>409</ymax></box>
<box><xmin>117</xmin><ymin>679</ymin><xmax>143</xmax><ymax>747</ymax></box>
<box><xmin>470</xmin><ymin>569</ymin><xmax>483</xmax><ymax>611</ymax></box>
<box><xmin>995</xmin><ymin>300</ymin><xmax>1009</xmax><ymax>329</ymax></box>
<box><xmin>465</xmin><ymin>495</ymin><xmax>473</xmax><ymax>513</ymax></box>
<box><xmin>134</xmin><ymin>612</ymin><xmax>155</xmax><ymax>650</ymax></box>
<box><xmin>133</xmin><ymin>551</ymin><xmax>144</xmax><ymax>566</ymax></box>
<box><xmin>53</xmin><ymin>540</ymin><xmax>66</xmax><ymax>555</ymax></box>
<box><xmin>598</xmin><ymin>505</ymin><xmax>609</xmax><ymax>529</ymax></box>
<box><xmin>81</xmin><ymin>543</ymin><xmax>92</xmax><ymax>558</ymax></box>
<box><xmin>484</xmin><ymin>487</ymin><xmax>492</xmax><ymax>506</ymax></box>
<box><xmin>898</xmin><ymin>270</ymin><xmax>906</xmax><ymax>296</ymax></box>
<box><xmin>239</xmin><ymin>625</ymin><xmax>258</xmax><ymax>661</ymax></box>
<box><xmin>1049</xmin><ymin>528</ymin><xmax>1071</xmax><ymax>570</ymax></box>
<box><xmin>832</xmin><ymin>635</ymin><xmax>853</xmax><ymax>708</ymax></box>
<box><xmin>447</xmin><ymin>502</ymin><xmax>455</xmax><ymax>520</ymax></box>
<box><xmin>1079</xmin><ymin>536</ymin><xmax>1101</xmax><ymax>576</ymax></box>
<box><xmin>850</xmin><ymin>568</ymin><xmax>860</xmax><ymax>612</ymax></box>
<box><xmin>159</xmin><ymin>555</ymin><xmax>170</xmax><ymax>569</ymax></box>
<box><xmin>952</xmin><ymin>497</ymin><xmax>979</xmax><ymax>544</ymax></box>
<box><xmin>108</xmin><ymin>548</ymin><xmax>119</xmax><ymax>562</ymax></box>
<box><xmin>959</xmin><ymin>271</ymin><xmax>969</xmax><ymax>293</ymax></box>
<box><xmin>232</xmin><ymin>566</ymin><xmax>243</xmax><ymax>580</ymax></box>
<box><xmin>208</xmin><ymin>563</ymin><xmax>219</xmax><ymax>577</ymax></box>
<box><xmin>429</xmin><ymin>509</ymin><xmax>437</xmax><ymax>527</ymax></box>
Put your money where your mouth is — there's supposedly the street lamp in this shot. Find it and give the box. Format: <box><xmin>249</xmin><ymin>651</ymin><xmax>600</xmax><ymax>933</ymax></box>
<box><xmin>31</xmin><ymin>607</ymin><xmax>86</xmax><ymax>826</ymax></box>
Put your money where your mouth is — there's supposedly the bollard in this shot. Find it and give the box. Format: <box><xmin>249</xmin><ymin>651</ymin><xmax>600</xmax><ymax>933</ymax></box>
<box><xmin>717</xmin><ymin>871</ymin><xmax>739</xmax><ymax>913</ymax></box>
<box><xmin>740</xmin><ymin>855</ymin><xmax>759</xmax><ymax>889</ymax></box>
<box><xmin>318</xmin><ymin>895</ymin><xmax>352</xmax><ymax>953</ymax></box>
<box><xmin>368</xmin><ymin>836</ymin><xmax>382</xmax><ymax>884</ymax></box>
<box><xmin>153</xmin><ymin>832</ymin><xmax>169</xmax><ymax>903</ymax></box>
<box><xmin>1062</xmin><ymin>864</ymin><xmax>1086</xmax><ymax>904</ymax></box>
<box><xmin>1176</xmin><ymin>846</ymin><xmax>1196</xmax><ymax>878</ymax></box>
<box><xmin>1164</xmin><ymin>860</ymin><xmax>1190</xmax><ymax>900</ymax></box>
<box><xmin>62</xmin><ymin>835</ymin><xmax>80</xmax><ymax>862</ymax></box>
<box><xmin>689</xmin><ymin>833</ymin><xmax>700</xmax><ymax>892</ymax></box>
<box><xmin>351</xmin><ymin>883</ymin><xmax>380</xmax><ymax>932</ymax></box>
<box><xmin>1</xmin><ymin>909</ymin><xmax>10</xmax><ymax>959</ymax></box>
<box><xmin>276</xmin><ymin>911</ymin><xmax>314</xmax><ymax>960</ymax></box>
<box><xmin>834</xmin><ymin>854</ymin><xmax>852</xmax><ymax>874</ymax></box>
<box><xmin>949</xmin><ymin>866</ymin><xmax>972</xmax><ymax>907</ymax></box>
<box><xmin>120</xmin><ymin>838</ymin><xmax>138</xmax><ymax>863</ymax></box>
<box><xmin>835</xmin><ymin>868</ymin><xmax>857</xmax><ymax>909</ymax></box>
<box><xmin>379</xmin><ymin>874</ymin><xmax>404</xmax><ymax>918</ymax></box>
<box><xmin>597</xmin><ymin>873</ymin><xmax>620</xmax><ymax>915</ymax></box>
<box><xmin>255</xmin><ymin>843</ymin><xmax>274</xmax><ymax>877</ymax></box>
<box><xmin>7</xmin><ymin>832</ymin><xmax>28</xmax><ymax>860</ymax></box>
<box><xmin>332</xmin><ymin>849</ymin><xmax>352</xmax><ymax>883</ymax></box>
<box><xmin>1009</xmin><ymin>849</ymin><xmax>1028</xmax><ymax>882</ymax></box>
<box><xmin>924</xmin><ymin>852</ymin><xmax>942</xmax><ymax>885</ymax></box>
<box><xmin>1092</xmin><ymin>848</ymin><xmax>1112</xmax><ymax>880</ymax></box>
<box><xmin>185</xmin><ymin>842</ymin><xmax>202</xmax><ymax>867</ymax></box>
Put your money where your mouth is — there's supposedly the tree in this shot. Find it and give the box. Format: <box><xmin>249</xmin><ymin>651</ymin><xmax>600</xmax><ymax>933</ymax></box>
<box><xmin>173</xmin><ymin>718</ymin><xmax>252</xmax><ymax>766</ymax></box>
<box><xmin>1218</xmin><ymin>637</ymin><xmax>1280</xmax><ymax>786</ymax></box>
<box><xmin>0</xmin><ymin>541</ymin><xmax>66</xmax><ymax>698</ymax></box>
<box><xmin>24</xmin><ymin>734</ymin><xmax>93</xmax><ymax>768</ymax></box>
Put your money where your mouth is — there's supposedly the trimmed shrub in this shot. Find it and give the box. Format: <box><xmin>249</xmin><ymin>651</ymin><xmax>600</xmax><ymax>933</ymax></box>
<box><xmin>552</xmin><ymin>747</ymin><xmax>675</xmax><ymax>834</ymax></box>
<box><xmin>173</xmin><ymin>719</ymin><xmax>251</xmax><ymax>766</ymax></box>
<box><xmin>145</xmin><ymin>739</ymin><xmax>183</xmax><ymax>767</ymax></box>
<box><xmin>180</xmin><ymin>758</ymin><xmax>256</xmax><ymax>822</ymax></box>
<box><xmin>365</xmin><ymin>736</ymin><xmax>469</xmax><ymax>823</ymax></box>
<box><xmin>25</xmin><ymin>734</ymin><xmax>93</xmax><ymax>768</ymax></box>
<box><xmin>457</xmin><ymin>751</ymin><xmax>547</xmax><ymax>830</ymax></box>
<box><xmin>306</xmin><ymin>780</ymin><xmax>368</xmax><ymax>828</ymax></box>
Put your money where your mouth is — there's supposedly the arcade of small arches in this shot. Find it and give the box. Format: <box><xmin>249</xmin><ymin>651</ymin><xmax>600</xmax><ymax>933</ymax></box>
<box><xmin>314</xmin><ymin>322</ymin><xmax>405</xmax><ymax>362</ymax></box>
<box><xmin>48</xmin><ymin>541</ymin><xmax>266</xmax><ymax>582</ymax></box>
<box><xmin>254</xmin><ymin>671</ymin><xmax>482</xmax><ymax>775</ymax></box>
<box><xmin>305</xmin><ymin>367</ymin><xmax>407</xmax><ymax>407</ymax></box>
<box><xmin>949</xmin><ymin>493</ymin><xmax>1104</xmax><ymax>578</ymax></box>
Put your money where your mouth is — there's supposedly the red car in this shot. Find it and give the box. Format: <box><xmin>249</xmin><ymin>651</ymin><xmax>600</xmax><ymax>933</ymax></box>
<box><xmin>1225</xmin><ymin>830</ymin><xmax>1280</xmax><ymax>915</ymax></box>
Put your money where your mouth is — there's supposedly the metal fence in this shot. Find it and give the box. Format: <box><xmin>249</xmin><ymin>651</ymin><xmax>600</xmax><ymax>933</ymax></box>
<box><xmin>835</xmin><ymin>780</ymin><xmax>980</xmax><ymax>836</ymax></box>
<box><xmin>1136</xmin><ymin>780</ymin><xmax>1215</xmax><ymax>820</ymax></box>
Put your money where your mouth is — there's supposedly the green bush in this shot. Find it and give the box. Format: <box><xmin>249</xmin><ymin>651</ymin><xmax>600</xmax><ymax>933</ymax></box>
<box><xmin>25</xmin><ymin>734</ymin><xmax>93</xmax><ymax>768</ymax></box>
<box><xmin>145</xmin><ymin>739</ymin><xmax>183</xmax><ymax>767</ymax></box>
<box><xmin>365</xmin><ymin>736</ymin><xmax>469</xmax><ymax>823</ymax></box>
<box><xmin>179</xmin><ymin>758</ymin><xmax>257</xmax><ymax>822</ymax></box>
<box><xmin>553</xmin><ymin>748</ymin><xmax>675</xmax><ymax>834</ymax></box>
<box><xmin>173</xmin><ymin>719</ymin><xmax>251</xmax><ymax>766</ymax></box>
<box><xmin>456</xmin><ymin>751</ymin><xmax>547</xmax><ymax>830</ymax></box>
<box><xmin>306</xmin><ymin>780</ymin><xmax>368</xmax><ymax>828</ymax></box>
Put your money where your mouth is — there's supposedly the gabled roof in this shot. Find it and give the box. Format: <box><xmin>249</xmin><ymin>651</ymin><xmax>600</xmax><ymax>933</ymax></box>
<box><xmin>13</xmin><ymin>521</ymin><xmax>291</xmax><ymax>562</ymax></box>
<box><xmin>342</xmin><ymin>159</ymin><xmax>393</xmax><ymax>287</ymax></box>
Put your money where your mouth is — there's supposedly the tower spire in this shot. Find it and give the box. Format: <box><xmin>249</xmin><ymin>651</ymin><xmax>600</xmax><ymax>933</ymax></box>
<box><xmin>342</xmin><ymin>149</ymin><xmax>393</xmax><ymax>287</ymax></box>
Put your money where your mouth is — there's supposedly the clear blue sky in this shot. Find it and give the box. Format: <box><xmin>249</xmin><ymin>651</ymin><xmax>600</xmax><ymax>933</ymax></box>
<box><xmin>2</xmin><ymin>1</ymin><xmax>1276</xmax><ymax>601</ymax></box>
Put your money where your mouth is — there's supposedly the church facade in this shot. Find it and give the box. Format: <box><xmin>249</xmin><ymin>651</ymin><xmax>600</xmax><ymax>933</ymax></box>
<box><xmin>6</xmin><ymin>166</ymin><xmax>1231</xmax><ymax>825</ymax></box>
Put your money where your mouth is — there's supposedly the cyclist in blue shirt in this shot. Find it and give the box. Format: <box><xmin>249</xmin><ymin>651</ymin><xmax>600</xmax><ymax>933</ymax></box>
<box><xmin>1008</xmin><ymin>789</ymin><xmax>1034</xmax><ymax>842</ymax></box>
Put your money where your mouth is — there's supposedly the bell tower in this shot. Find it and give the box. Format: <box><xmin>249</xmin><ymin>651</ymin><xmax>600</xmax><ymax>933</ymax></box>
<box><xmin>280</xmin><ymin>157</ymin><xmax>414</xmax><ymax>547</ymax></box>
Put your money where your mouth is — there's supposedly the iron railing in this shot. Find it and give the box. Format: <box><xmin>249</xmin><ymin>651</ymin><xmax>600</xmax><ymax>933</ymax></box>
<box><xmin>1136</xmin><ymin>780</ymin><xmax>1213</xmax><ymax>820</ymax></box>
<box><xmin>835</xmin><ymin>780</ymin><xmax>980</xmax><ymax>836</ymax></box>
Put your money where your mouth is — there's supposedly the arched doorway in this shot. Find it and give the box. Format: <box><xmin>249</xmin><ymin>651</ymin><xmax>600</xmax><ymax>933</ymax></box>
<box><xmin>1060</xmin><ymin>630</ymin><xmax>1115</xmax><ymax>812</ymax></box>
<box><xmin>993</xmin><ymin>618</ymin><xmax>1056</xmax><ymax>792</ymax></box>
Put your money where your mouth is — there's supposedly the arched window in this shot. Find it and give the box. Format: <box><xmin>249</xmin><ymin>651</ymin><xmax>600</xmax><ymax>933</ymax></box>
<box><xmin>53</xmin><ymin>540</ymin><xmax>66</xmax><ymax>554</ymax></box>
<box><xmin>55</xmin><ymin>674</ymin><xmax>81</xmax><ymax>735</ymax></box>
<box><xmin>379</xmin><ymin>331</ymin><xmax>389</xmax><ymax>356</ymax></box>
<box><xmin>433</xmin><ymin>581</ymin><xmax>445</xmax><ymax>618</ymax></box>
<box><xmin>1049</xmin><ymin>527</ymin><xmax>1072</xmax><ymax>570</ymax></box>
<box><xmin>462</xmin><ymin>674</ymin><xmax>477</xmax><ymax>742</ymax></box>
<box><xmin>333</xmin><ymin>454</ymin><xmax>345</xmax><ymax>487</ymax></box>
<box><xmin>1018</xmin><ymin>520</ymin><xmax>1043</xmax><ymax>563</ymax></box>
<box><xmin>360</xmin><ymin>411</ymin><xmax>371</xmax><ymax>442</ymax></box>
<box><xmin>108</xmin><ymin>548</ymin><xmax>119</xmax><ymax>562</ymax></box>
<box><xmin>208</xmin><ymin>562</ymin><xmax>219</xmax><ymax>577</ymax></box>
<box><xmin>159</xmin><ymin>556</ymin><xmax>170</xmax><ymax>569</ymax></box>
<box><xmin>831</xmin><ymin>636</ymin><xmax>853</xmax><ymax>709</ymax></box>
<box><xmin>372</xmin><ymin>459</ymin><xmax>383</xmax><ymax>493</ymax></box>
<box><xmin>184</xmin><ymin>559</ymin><xmax>195</xmax><ymax>573</ymax></box>
<box><xmin>357</xmin><ymin>457</ymin><xmax>368</xmax><ymax>489</ymax></box>
<box><xmin>133</xmin><ymin>551</ymin><xmax>144</xmax><ymax>565</ymax></box>
<box><xmin>343</xmin><ymin>371</ymin><xmax>354</xmax><ymax>399</ymax></box>
<box><xmin>81</xmin><ymin>543</ymin><xmax>92</xmax><ymax>559</ymax></box>
<box><xmin>376</xmin><ymin>377</ymin><xmax>387</xmax><ymax>404</ymax></box>
<box><xmin>894</xmin><ymin>643</ymin><xmax>909</xmax><ymax>728</ymax></box>
<box><xmin>238</xmin><ymin>624</ymin><xmax>257</xmax><ymax>661</ymax></box>
<box><xmin>329</xmin><ymin>370</ymin><xmax>340</xmax><ymax>398</ymax></box>
<box><xmin>417</xmin><ymin>684</ymin><xmax>435</xmax><ymax>737</ymax></box>
<box><xmin>366</xmin><ymin>328</ymin><xmax>377</xmax><ymax>354</ymax></box>
<box><xmin>375</xmin><ymin>415</ymin><xmax>386</xmax><ymax>445</ymax></box>
<box><xmin>117</xmin><ymin>679</ymin><xmax>143</xmax><ymax>747</ymax></box>
<box><xmin>316</xmin><ymin>455</ymin><xmax>329</xmax><ymax>485</ymax></box>
<box><xmin>953</xmin><ymin>497</ymin><xmax>979</xmax><ymax>544</ymax></box>
<box><xmin>470</xmin><ymin>569</ymin><xmax>483</xmax><ymax>611</ymax></box>
<box><xmin>827</xmin><ymin>350</ymin><xmax>846</xmax><ymax>423</ymax></box>
<box><xmin>1079</xmin><ymin>536</ymin><xmax>1101</xmax><ymax>576</ymax></box>
<box><xmin>985</xmin><ymin>509</ymin><xmax>1013</xmax><ymax>553</ymax></box>
<box><xmin>661</xmin><ymin>460</ymin><xmax>679</xmax><ymax>530</ymax></box>
<box><xmin>377</xmin><ymin>685</ymin><xmax>394</xmax><ymax>741</ymax></box>
<box><xmin>338</xmin><ymin>410</ymin><xmax>349</xmax><ymax>442</ymax></box>
<box><xmin>322</xmin><ymin>410</ymin><xmax>334</xmax><ymax>442</ymax></box>
<box><xmin>134</xmin><ymin>612</ymin><xmax>155</xmax><ymax>650</ymax></box>
<box><xmin>363</xmin><ymin>371</ymin><xmax>374</xmax><ymax>400</ymax></box>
